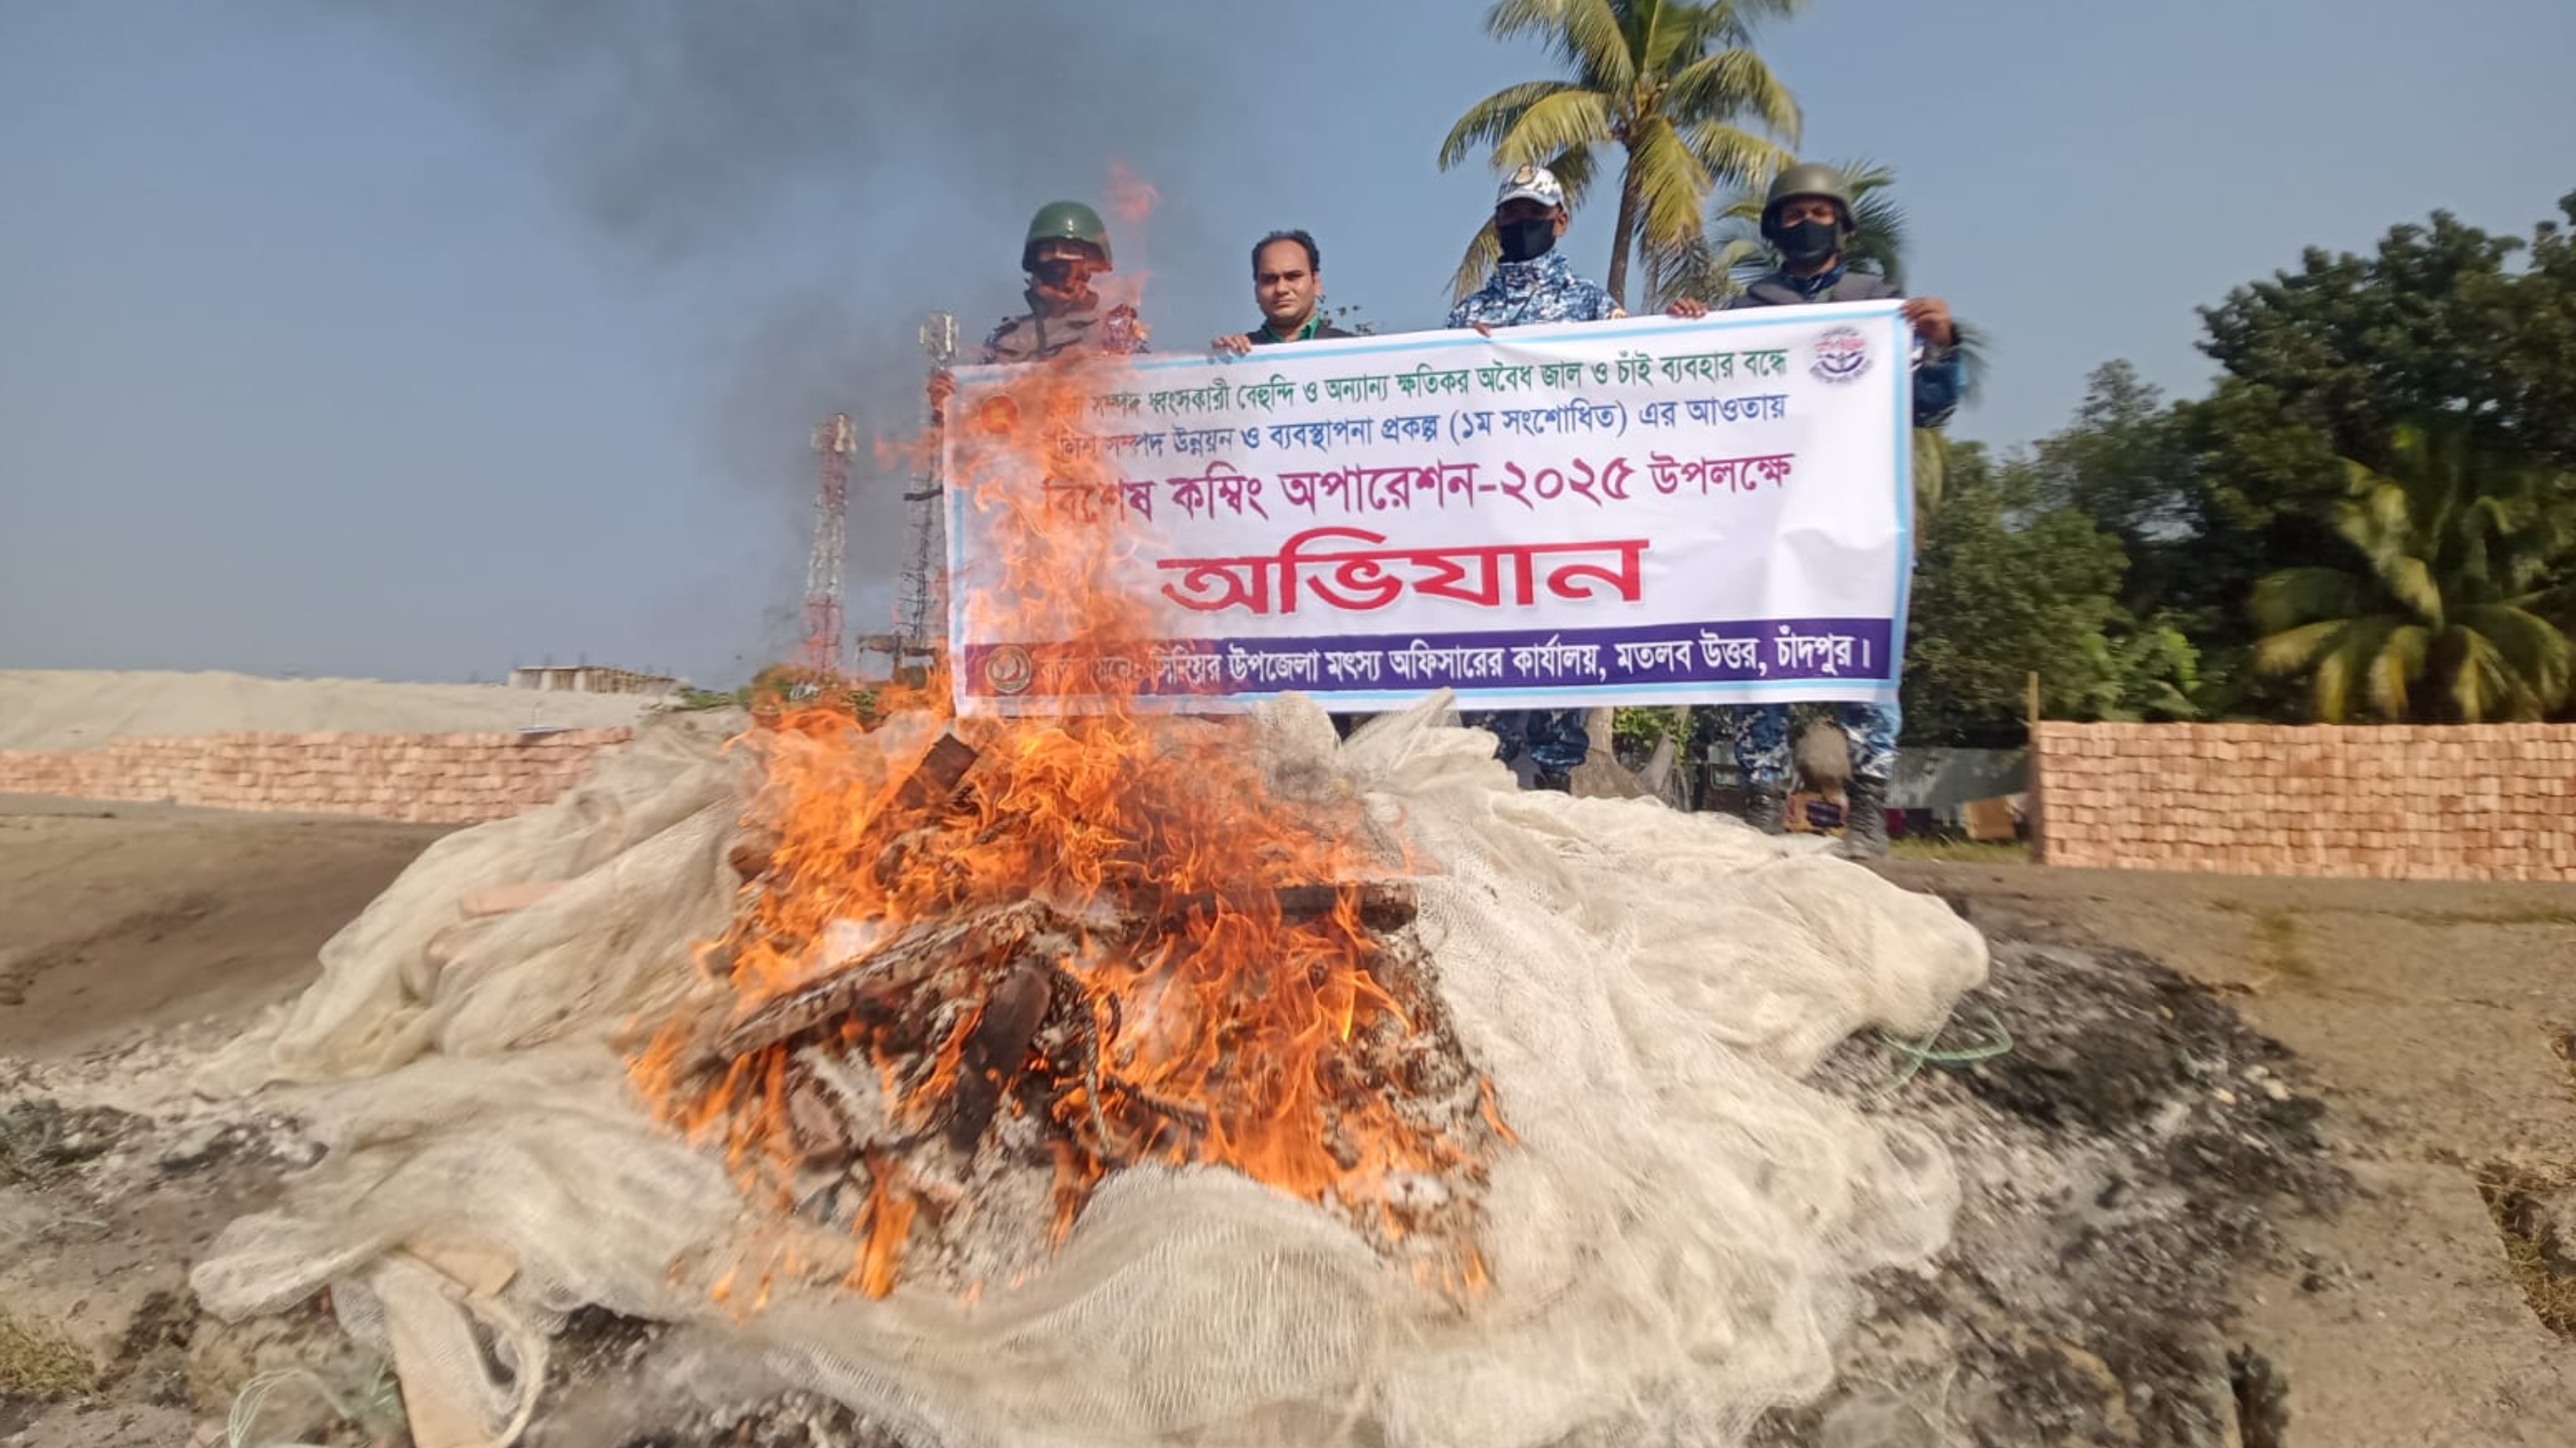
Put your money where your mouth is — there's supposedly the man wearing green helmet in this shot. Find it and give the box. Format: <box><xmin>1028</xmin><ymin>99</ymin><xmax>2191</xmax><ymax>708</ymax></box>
<box><xmin>1667</xmin><ymin>161</ymin><xmax>1965</xmax><ymax>858</ymax></box>
<box><xmin>930</xmin><ymin>201</ymin><xmax>1149</xmax><ymax>419</ymax></box>
<box><xmin>981</xmin><ymin>200</ymin><xmax>1148</xmax><ymax>365</ymax></box>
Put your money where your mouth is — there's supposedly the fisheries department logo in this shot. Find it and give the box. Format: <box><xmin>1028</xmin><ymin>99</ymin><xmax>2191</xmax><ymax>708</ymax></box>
<box><xmin>981</xmin><ymin>644</ymin><xmax>1035</xmax><ymax>696</ymax></box>
<box><xmin>1809</xmin><ymin>325</ymin><xmax>1872</xmax><ymax>384</ymax></box>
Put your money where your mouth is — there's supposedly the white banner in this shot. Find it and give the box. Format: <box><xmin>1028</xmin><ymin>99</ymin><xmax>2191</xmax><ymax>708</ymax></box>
<box><xmin>943</xmin><ymin>300</ymin><xmax>1914</xmax><ymax>714</ymax></box>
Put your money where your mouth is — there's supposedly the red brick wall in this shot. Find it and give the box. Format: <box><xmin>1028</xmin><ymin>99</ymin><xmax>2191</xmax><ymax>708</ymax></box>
<box><xmin>0</xmin><ymin>728</ymin><xmax>634</xmax><ymax>824</ymax></box>
<box><xmin>2035</xmin><ymin>721</ymin><xmax>2576</xmax><ymax>881</ymax></box>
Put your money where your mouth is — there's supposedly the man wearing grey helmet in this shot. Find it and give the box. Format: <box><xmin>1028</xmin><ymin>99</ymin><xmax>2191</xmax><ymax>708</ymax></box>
<box><xmin>1667</xmin><ymin>162</ymin><xmax>1965</xmax><ymax>858</ymax></box>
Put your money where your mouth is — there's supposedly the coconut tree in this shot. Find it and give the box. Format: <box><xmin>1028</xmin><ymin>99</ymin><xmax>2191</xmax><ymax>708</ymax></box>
<box><xmin>2252</xmin><ymin>421</ymin><xmax>2575</xmax><ymax>722</ymax></box>
<box><xmin>1438</xmin><ymin>0</ymin><xmax>1806</xmax><ymax>308</ymax></box>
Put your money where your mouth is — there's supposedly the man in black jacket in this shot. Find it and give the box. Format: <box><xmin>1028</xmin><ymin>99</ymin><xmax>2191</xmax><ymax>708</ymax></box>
<box><xmin>1211</xmin><ymin>230</ymin><xmax>1352</xmax><ymax>354</ymax></box>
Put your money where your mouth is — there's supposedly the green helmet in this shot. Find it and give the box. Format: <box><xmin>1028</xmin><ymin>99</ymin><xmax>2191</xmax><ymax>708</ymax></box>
<box><xmin>1761</xmin><ymin>162</ymin><xmax>1855</xmax><ymax>241</ymax></box>
<box><xmin>1022</xmin><ymin>200</ymin><xmax>1112</xmax><ymax>272</ymax></box>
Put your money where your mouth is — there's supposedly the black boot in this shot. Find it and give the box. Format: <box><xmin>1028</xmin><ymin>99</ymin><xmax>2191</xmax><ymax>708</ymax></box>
<box><xmin>1836</xmin><ymin>776</ymin><xmax>1890</xmax><ymax>860</ymax></box>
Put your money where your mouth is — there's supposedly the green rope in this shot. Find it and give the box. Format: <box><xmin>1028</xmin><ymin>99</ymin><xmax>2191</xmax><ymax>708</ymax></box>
<box><xmin>1872</xmin><ymin>1008</ymin><xmax>2013</xmax><ymax>1097</ymax></box>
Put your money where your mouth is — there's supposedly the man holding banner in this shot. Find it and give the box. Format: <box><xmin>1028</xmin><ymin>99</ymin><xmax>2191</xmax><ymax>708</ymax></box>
<box><xmin>930</xmin><ymin>200</ymin><xmax>1149</xmax><ymax>421</ymax></box>
<box><xmin>1445</xmin><ymin>163</ymin><xmax>1628</xmax><ymax>790</ymax></box>
<box><xmin>1669</xmin><ymin>161</ymin><xmax>1964</xmax><ymax>856</ymax></box>
<box><xmin>1211</xmin><ymin>229</ymin><xmax>1353</xmax><ymax>355</ymax></box>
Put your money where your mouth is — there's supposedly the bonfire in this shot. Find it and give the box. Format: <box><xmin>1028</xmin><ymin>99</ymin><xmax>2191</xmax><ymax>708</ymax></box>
<box><xmin>629</xmin><ymin>346</ymin><xmax>1510</xmax><ymax>1307</ymax></box>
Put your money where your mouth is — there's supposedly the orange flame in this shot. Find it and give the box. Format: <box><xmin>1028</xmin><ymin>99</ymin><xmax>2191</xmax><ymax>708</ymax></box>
<box><xmin>1105</xmin><ymin>160</ymin><xmax>1160</xmax><ymax>225</ymax></box>
<box><xmin>636</xmin><ymin>339</ymin><xmax>1496</xmax><ymax>1300</ymax></box>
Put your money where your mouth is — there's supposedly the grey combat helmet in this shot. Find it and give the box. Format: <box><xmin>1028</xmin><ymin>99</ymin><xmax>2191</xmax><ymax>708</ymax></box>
<box><xmin>1759</xmin><ymin>162</ymin><xmax>1855</xmax><ymax>243</ymax></box>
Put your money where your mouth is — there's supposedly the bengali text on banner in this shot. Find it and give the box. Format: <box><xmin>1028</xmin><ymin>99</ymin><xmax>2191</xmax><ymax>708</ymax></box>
<box><xmin>941</xmin><ymin>298</ymin><xmax>1915</xmax><ymax>715</ymax></box>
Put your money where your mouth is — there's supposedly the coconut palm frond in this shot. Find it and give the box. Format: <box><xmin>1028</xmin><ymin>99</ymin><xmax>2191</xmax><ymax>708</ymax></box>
<box><xmin>1437</xmin><ymin>81</ymin><xmax>1583</xmax><ymax>170</ymax></box>
<box><xmin>2254</xmin><ymin>419</ymin><xmax>2576</xmax><ymax>721</ymax></box>
<box><xmin>2250</xmin><ymin>567</ymin><xmax>2369</xmax><ymax>634</ymax></box>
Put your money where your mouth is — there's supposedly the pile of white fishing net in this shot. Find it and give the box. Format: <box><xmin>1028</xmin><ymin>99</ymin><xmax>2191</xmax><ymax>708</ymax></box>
<box><xmin>192</xmin><ymin>695</ymin><xmax>1986</xmax><ymax>1448</ymax></box>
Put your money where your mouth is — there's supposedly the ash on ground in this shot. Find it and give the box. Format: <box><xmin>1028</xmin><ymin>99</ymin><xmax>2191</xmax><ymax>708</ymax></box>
<box><xmin>1750</xmin><ymin>917</ymin><xmax>2341</xmax><ymax>1448</ymax></box>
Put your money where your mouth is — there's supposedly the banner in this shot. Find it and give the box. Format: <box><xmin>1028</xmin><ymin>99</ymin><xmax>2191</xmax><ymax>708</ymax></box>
<box><xmin>943</xmin><ymin>300</ymin><xmax>1913</xmax><ymax>715</ymax></box>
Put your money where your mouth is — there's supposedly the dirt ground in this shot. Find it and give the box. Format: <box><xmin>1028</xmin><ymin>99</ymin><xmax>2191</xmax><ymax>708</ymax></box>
<box><xmin>0</xmin><ymin>799</ymin><xmax>453</xmax><ymax>1447</ymax></box>
<box><xmin>0</xmin><ymin>798</ymin><xmax>453</xmax><ymax>1056</ymax></box>
<box><xmin>1879</xmin><ymin>859</ymin><xmax>2576</xmax><ymax>1446</ymax></box>
<box><xmin>3</xmin><ymin>795</ymin><xmax>2571</xmax><ymax>1444</ymax></box>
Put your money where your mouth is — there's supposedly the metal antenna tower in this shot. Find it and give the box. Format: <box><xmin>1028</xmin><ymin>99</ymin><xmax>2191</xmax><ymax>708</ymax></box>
<box><xmin>800</xmin><ymin>411</ymin><xmax>856</xmax><ymax>677</ymax></box>
<box><xmin>897</xmin><ymin>312</ymin><xmax>959</xmax><ymax>673</ymax></box>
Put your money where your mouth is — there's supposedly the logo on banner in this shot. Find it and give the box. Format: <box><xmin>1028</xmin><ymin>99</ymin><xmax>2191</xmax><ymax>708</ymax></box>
<box><xmin>981</xmin><ymin>644</ymin><xmax>1035</xmax><ymax>696</ymax></box>
<box><xmin>1809</xmin><ymin>325</ymin><xmax>1872</xmax><ymax>384</ymax></box>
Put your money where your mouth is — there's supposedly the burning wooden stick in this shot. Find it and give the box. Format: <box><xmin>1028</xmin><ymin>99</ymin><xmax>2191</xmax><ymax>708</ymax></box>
<box><xmin>697</xmin><ymin>881</ymin><xmax>1417</xmax><ymax>1073</ymax></box>
<box><xmin>725</xmin><ymin>732</ymin><xmax>984</xmax><ymax>885</ymax></box>
<box><xmin>1157</xmin><ymin>880</ymin><xmax>1418</xmax><ymax>929</ymax></box>
<box><xmin>707</xmin><ymin>900</ymin><xmax>1081</xmax><ymax>1066</ymax></box>
<box><xmin>893</xmin><ymin>732</ymin><xmax>981</xmax><ymax>810</ymax></box>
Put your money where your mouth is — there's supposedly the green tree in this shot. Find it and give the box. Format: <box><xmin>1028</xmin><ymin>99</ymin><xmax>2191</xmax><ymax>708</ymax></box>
<box><xmin>2194</xmin><ymin>199</ymin><xmax>2576</xmax><ymax>479</ymax></box>
<box><xmin>1901</xmin><ymin>445</ymin><xmax>2134</xmax><ymax>743</ymax></box>
<box><xmin>2073</xmin><ymin>614</ymin><xmax>2205</xmax><ymax>723</ymax></box>
<box><xmin>2492</xmin><ymin>194</ymin><xmax>2576</xmax><ymax>472</ymax></box>
<box><xmin>2026</xmin><ymin>362</ymin><xmax>2195</xmax><ymax>556</ymax></box>
<box><xmin>1438</xmin><ymin>0</ymin><xmax>1805</xmax><ymax>308</ymax></box>
<box><xmin>2251</xmin><ymin>421</ymin><xmax>2575</xmax><ymax>722</ymax></box>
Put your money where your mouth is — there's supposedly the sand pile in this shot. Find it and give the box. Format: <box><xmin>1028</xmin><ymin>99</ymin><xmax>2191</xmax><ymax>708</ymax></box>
<box><xmin>0</xmin><ymin>670</ymin><xmax>667</xmax><ymax>749</ymax></box>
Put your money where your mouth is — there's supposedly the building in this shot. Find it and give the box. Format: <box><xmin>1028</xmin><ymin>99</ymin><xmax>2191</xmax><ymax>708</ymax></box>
<box><xmin>506</xmin><ymin>664</ymin><xmax>687</xmax><ymax>697</ymax></box>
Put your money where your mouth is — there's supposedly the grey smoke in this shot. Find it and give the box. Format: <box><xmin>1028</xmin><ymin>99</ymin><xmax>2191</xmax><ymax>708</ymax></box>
<box><xmin>330</xmin><ymin>0</ymin><xmax>1218</xmax><ymax>654</ymax></box>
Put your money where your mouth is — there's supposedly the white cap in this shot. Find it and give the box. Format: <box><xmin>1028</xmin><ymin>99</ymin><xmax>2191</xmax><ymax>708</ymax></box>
<box><xmin>1495</xmin><ymin>163</ymin><xmax>1566</xmax><ymax>210</ymax></box>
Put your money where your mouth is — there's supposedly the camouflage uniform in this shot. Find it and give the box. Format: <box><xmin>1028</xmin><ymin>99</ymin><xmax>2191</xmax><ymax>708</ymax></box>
<box><xmin>1445</xmin><ymin>250</ymin><xmax>1626</xmax><ymax>331</ymax></box>
<box><xmin>979</xmin><ymin>298</ymin><xmax>1148</xmax><ymax>366</ymax></box>
<box><xmin>1684</xmin><ymin>165</ymin><xmax>1961</xmax><ymax>851</ymax></box>
<box><xmin>975</xmin><ymin>200</ymin><xmax>1148</xmax><ymax>368</ymax></box>
<box><xmin>1726</xmin><ymin>703</ymin><xmax>1899</xmax><ymax>789</ymax></box>
<box><xmin>1447</xmin><ymin>250</ymin><xmax>1626</xmax><ymax>777</ymax></box>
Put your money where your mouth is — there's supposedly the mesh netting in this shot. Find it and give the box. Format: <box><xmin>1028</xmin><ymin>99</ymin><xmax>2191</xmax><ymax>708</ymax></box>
<box><xmin>193</xmin><ymin>696</ymin><xmax>1986</xmax><ymax>1448</ymax></box>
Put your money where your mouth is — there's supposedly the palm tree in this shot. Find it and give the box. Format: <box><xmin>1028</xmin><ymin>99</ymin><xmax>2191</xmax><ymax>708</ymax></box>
<box><xmin>2252</xmin><ymin>422</ymin><xmax>2575</xmax><ymax>722</ymax></box>
<box><xmin>1438</xmin><ymin>0</ymin><xmax>1805</xmax><ymax>308</ymax></box>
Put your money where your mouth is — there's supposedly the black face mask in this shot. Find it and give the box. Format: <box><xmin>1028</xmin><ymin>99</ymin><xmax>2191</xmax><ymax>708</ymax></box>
<box><xmin>1496</xmin><ymin>217</ymin><xmax>1557</xmax><ymax>263</ymax></box>
<box><xmin>1032</xmin><ymin>258</ymin><xmax>1080</xmax><ymax>290</ymax></box>
<box><xmin>1778</xmin><ymin>218</ymin><xmax>1841</xmax><ymax>267</ymax></box>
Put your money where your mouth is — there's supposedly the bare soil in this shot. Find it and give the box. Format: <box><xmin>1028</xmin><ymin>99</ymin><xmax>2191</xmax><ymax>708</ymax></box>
<box><xmin>1871</xmin><ymin>861</ymin><xmax>2576</xmax><ymax>1447</ymax></box>
<box><xmin>4</xmin><ymin>796</ymin><xmax>2571</xmax><ymax>1446</ymax></box>
<box><xmin>0</xmin><ymin>798</ymin><xmax>451</xmax><ymax>1447</ymax></box>
<box><xmin>0</xmin><ymin>797</ymin><xmax>452</xmax><ymax>1055</ymax></box>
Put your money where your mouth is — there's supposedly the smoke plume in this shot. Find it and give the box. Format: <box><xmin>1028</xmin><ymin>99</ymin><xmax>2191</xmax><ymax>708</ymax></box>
<box><xmin>330</xmin><ymin>0</ymin><xmax>1218</xmax><ymax>660</ymax></box>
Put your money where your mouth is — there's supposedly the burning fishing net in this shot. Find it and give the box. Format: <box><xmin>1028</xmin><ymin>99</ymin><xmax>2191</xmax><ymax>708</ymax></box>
<box><xmin>192</xmin><ymin>346</ymin><xmax>1988</xmax><ymax>1448</ymax></box>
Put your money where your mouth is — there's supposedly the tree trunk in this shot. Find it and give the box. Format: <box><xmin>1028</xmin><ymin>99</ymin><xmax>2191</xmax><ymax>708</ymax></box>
<box><xmin>1606</xmin><ymin>159</ymin><xmax>1642</xmax><ymax>310</ymax></box>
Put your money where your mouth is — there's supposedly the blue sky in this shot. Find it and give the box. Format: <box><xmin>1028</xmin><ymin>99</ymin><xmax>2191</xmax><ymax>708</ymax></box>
<box><xmin>6</xmin><ymin>0</ymin><xmax>2572</xmax><ymax>687</ymax></box>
